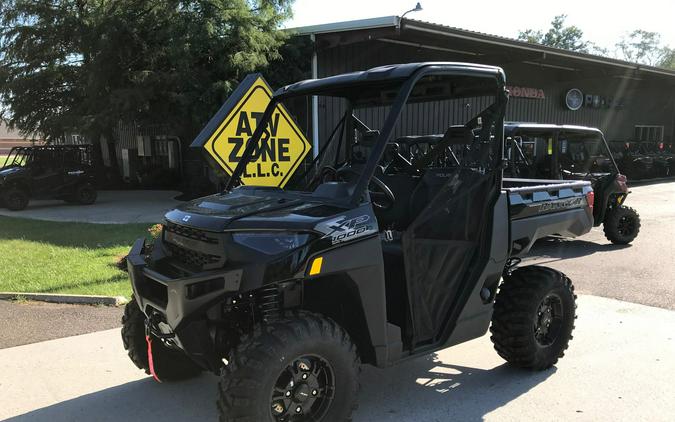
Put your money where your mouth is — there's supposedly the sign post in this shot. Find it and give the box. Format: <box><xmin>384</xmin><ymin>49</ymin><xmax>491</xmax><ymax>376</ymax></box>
<box><xmin>191</xmin><ymin>74</ymin><xmax>311</xmax><ymax>187</ymax></box>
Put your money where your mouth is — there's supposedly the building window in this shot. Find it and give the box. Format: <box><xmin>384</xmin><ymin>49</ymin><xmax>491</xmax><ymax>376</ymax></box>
<box><xmin>634</xmin><ymin>125</ymin><xmax>664</xmax><ymax>142</ymax></box>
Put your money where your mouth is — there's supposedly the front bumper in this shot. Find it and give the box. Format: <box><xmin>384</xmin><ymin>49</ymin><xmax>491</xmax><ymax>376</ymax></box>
<box><xmin>127</xmin><ymin>237</ymin><xmax>243</xmax><ymax>341</ymax></box>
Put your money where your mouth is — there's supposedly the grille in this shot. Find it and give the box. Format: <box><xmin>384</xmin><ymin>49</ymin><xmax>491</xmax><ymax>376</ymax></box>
<box><xmin>163</xmin><ymin>222</ymin><xmax>224</xmax><ymax>270</ymax></box>
<box><xmin>165</xmin><ymin>222</ymin><xmax>218</xmax><ymax>244</ymax></box>
<box><xmin>165</xmin><ymin>242</ymin><xmax>223</xmax><ymax>270</ymax></box>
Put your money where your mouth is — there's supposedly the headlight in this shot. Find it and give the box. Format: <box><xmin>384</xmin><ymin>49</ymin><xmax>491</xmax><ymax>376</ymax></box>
<box><xmin>232</xmin><ymin>232</ymin><xmax>313</xmax><ymax>255</ymax></box>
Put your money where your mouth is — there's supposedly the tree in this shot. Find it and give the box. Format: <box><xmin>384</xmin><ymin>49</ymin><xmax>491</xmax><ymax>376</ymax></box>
<box><xmin>616</xmin><ymin>29</ymin><xmax>673</xmax><ymax>67</ymax></box>
<box><xmin>518</xmin><ymin>14</ymin><xmax>597</xmax><ymax>54</ymax></box>
<box><xmin>0</xmin><ymin>0</ymin><xmax>294</xmax><ymax>141</ymax></box>
<box><xmin>659</xmin><ymin>48</ymin><xmax>675</xmax><ymax>70</ymax></box>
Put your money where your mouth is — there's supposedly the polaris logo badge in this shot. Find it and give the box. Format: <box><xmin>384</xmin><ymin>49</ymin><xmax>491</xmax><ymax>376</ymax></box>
<box><xmin>182</xmin><ymin>215</ymin><xmax>191</xmax><ymax>222</ymax></box>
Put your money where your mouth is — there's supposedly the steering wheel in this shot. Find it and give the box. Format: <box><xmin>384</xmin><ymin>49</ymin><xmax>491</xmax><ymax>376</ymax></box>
<box><xmin>336</xmin><ymin>167</ymin><xmax>396</xmax><ymax>210</ymax></box>
<box><xmin>319</xmin><ymin>165</ymin><xmax>338</xmax><ymax>183</ymax></box>
<box><xmin>384</xmin><ymin>143</ymin><xmax>417</xmax><ymax>175</ymax></box>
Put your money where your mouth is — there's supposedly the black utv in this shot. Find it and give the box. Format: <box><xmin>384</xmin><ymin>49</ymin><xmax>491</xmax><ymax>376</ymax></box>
<box><xmin>123</xmin><ymin>63</ymin><xmax>581</xmax><ymax>421</ymax></box>
<box><xmin>0</xmin><ymin>145</ymin><xmax>97</xmax><ymax>210</ymax></box>
<box><xmin>504</xmin><ymin>124</ymin><xmax>640</xmax><ymax>244</ymax></box>
<box><xmin>639</xmin><ymin>142</ymin><xmax>673</xmax><ymax>177</ymax></box>
<box><xmin>612</xmin><ymin>141</ymin><xmax>654</xmax><ymax>180</ymax></box>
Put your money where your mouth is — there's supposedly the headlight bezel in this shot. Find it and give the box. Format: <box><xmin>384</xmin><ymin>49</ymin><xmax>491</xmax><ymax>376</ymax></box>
<box><xmin>231</xmin><ymin>231</ymin><xmax>314</xmax><ymax>256</ymax></box>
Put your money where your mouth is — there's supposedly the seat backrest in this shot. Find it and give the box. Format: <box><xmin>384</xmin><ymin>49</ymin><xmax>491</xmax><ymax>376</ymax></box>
<box><xmin>442</xmin><ymin>125</ymin><xmax>474</xmax><ymax>145</ymax></box>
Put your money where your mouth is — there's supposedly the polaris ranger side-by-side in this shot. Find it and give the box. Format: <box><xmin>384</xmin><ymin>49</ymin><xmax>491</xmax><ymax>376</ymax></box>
<box><xmin>0</xmin><ymin>145</ymin><xmax>97</xmax><ymax>210</ymax></box>
<box><xmin>123</xmin><ymin>63</ymin><xmax>592</xmax><ymax>421</ymax></box>
<box><xmin>504</xmin><ymin>123</ymin><xmax>640</xmax><ymax>244</ymax></box>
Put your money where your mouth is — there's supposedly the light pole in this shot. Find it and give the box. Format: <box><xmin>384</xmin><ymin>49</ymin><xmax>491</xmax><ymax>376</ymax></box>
<box><xmin>398</xmin><ymin>2</ymin><xmax>423</xmax><ymax>29</ymax></box>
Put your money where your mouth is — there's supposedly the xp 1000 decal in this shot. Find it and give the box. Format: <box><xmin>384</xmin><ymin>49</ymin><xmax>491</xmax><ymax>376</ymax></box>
<box><xmin>316</xmin><ymin>215</ymin><xmax>377</xmax><ymax>245</ymax></box>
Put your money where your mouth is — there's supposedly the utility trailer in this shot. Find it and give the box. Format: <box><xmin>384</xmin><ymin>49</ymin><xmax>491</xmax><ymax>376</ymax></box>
<box><xmin>122</xmin><ymin>63</ymin><xmax>591</xmax><ymax>421</ymax></box>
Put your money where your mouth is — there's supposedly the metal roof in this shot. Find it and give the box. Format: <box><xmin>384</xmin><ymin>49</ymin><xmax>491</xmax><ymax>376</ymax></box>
<box><xmin>287</xmin><ymin>16</ymin><xmax>399</xmax><ymax>35</ymax></box>
<box><xmin>289</xmin><ymin>16</ymin><xmax>675</xmax><ymax>79</ymax></box>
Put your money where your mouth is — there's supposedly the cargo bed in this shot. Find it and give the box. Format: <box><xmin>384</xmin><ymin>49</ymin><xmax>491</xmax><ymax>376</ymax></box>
<box><xmin>503</xmin><ymin>178</ymin><xmax>594</xmax><ymax>256</ymax></box>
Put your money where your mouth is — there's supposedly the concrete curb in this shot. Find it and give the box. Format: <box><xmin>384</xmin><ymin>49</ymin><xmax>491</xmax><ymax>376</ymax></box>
<box><xmin>0</xmin><ymin>292</ymin><xmax>128</xmax><ymax>306</ymax></box>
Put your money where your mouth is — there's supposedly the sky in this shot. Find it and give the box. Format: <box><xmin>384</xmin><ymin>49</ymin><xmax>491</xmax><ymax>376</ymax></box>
<box><xmin>286</xmin><ymin>0</ymin><xmax>675</xmax><ymax>53</ymax></box>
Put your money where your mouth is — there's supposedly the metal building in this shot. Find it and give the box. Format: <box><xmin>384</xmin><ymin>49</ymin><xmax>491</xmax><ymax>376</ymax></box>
<box><xmin>290</xmin><ymin>16</ymin><xmax>675</xmax><ymax>150</ymax></box>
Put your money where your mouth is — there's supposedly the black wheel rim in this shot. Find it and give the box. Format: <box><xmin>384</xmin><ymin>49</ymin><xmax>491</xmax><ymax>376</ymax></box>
<box><xmin>79</xmin><ymin>187</ymin><xmax>94</xmax><ymax>202</ymax></box>
<box><xmin>616</xmin><ymin>215</ymin><xmax>635</xmax><ymax>237</ymax></box>
<box><xmin>534</xmin><ymin>294</ymin><xmax>564</xmax><ymax>347</ymax></box>
<box><xmin>269</xmin><ymin>354</ymin><xmax>335</xmax><ymax>421</ymax></box>
<box><xmin>8</xmin><ymin>193</ymin><xmax>24</xmax><ymax>209</ymax></box>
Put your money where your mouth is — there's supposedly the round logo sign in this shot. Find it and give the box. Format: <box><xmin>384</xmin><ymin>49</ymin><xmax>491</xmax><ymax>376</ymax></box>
<box><xmin>565</xmin><ymin>88</ymin><xmax>584</xmax><ymax>111</ymax></box>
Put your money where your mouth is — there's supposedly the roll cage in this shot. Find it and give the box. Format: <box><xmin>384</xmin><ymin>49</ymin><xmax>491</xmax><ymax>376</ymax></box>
<box><xmin>225</xmin><ymin>63</ymin><xmax>509</xmax><ymax>207</ymax></box>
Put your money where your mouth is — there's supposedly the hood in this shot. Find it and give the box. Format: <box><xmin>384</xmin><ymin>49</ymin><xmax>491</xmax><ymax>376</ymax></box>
<box><xmin>0</xmin><ymin>166</ymin><xmax>26</xmax><ymax>180</ymax></box>
<box><xmin>164</xmin><ymin>189</ymin><xmax>344</xmax><ymax>232</ymax></box>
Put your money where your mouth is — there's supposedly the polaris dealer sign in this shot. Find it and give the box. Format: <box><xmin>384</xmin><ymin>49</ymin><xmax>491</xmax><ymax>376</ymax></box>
<box><xmin>192</xmin><ymin>74</ymin><xmax>311</xmax><ymax>187</ymax></box>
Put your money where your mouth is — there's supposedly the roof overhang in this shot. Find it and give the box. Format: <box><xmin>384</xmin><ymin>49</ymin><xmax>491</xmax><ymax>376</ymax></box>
<box><xmin>286</xmin><ymin>16</ymin><xmax>399</xmax><ymax>36</ymax></box>
<box><xmin>289</xmin><ymin>16</ymin><xmax>675</xmax><ymax>80</ymax></box>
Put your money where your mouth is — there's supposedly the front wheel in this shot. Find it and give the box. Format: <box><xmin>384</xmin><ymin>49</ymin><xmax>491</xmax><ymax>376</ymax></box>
<box><xmin>490</xmin><ymin>266</ymin><xmax>577</xmax><ymax>371</ymax></box>
<box><xmin>218</xmin><ymin>312</ymin><xmax>360</xmax><ymax>422</ymax></box>
<box><xmin>603</xmin><ymin>205</ymin><xmax>640</xmax><ymax>244</ymax></box>
<box><xmin>121</xmin><ymin>296</ymin><xmax>202</xmax><ymax>381</ymax></box>
<box><xmin>74</xmin><ymin>183</ymin><xmax>97</xmax><ymax>205</ymax></box>
<box><xmin>4</xmin><ymin>187</ymin><xmax>29</xmax><ymax>211</ymax></box>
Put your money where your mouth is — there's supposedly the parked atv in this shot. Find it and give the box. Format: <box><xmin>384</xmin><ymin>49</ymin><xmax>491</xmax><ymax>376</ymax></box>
<box><xmin>505</xmin><ymin>124</ymin><xmax>641</xmax><ymax>244</ymax></box>
<box><xmin>639</xmin><ymin>142</ymin><xmax>673</xmax><ymax>177</ymax></box>
<box><xmin>0</xmin><ymin>145</ymin><xmax>97</xmax><ymax>210</ymax></box>
<box><xmin>624</xmin><ymin>142</ymin><xmax>655</xmax><ymax>180</ymax></box>
<box><xmin>123</xmin><ymin>63</ymin><xmax>584</xmax><ymax>420</ymax></box>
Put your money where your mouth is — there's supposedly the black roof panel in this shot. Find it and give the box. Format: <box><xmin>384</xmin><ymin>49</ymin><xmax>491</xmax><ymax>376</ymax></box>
<box><xmin>505</xmin><ymin>122</ymin><xmax>603</xmax><ymax>134</ymax></box>
<box><xmin>274</xmin><ymin>62</ymin><xmax>505</xmax><ymax>98</ymax></box>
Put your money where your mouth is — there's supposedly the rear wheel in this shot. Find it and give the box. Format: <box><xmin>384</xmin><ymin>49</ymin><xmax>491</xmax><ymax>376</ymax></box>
<box><xmin>121</xmin><ymin>296</ymin><xmax>202</xmax><ymax>381</ymax></box>
<box><xmin>4</xmin><ymin>187</ymin><xmax>29</xmax><ymax>211</ymax></box>
<box><xmin>218</xmin><ymin>312</ymin><xmax>360</xmax><ymax>422</ymax></box>
<box><xmin>490</xmin><ymin>266</ymin><xmax>576</xmax><ymax>371</ymax></box>
<box><xmin>74</xmin><ymin>183</ymin><xmax>97</xmax><ymax>205</ymax></box>
<box><xmin>603</xmin><ymin>205</ymin><xmax>640</xmax><ymax>244</ymax></box>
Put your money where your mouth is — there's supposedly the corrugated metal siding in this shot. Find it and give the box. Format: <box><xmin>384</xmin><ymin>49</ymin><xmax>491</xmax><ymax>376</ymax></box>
<box><xmin>112</xmin><ymin>121</ymin><xmax>173</xmax><ymax>168</ymax></box>
<box><xmin>314</xmin><ymin>39</ymin><xmax>675</xmax><ymax>144</ymax></box>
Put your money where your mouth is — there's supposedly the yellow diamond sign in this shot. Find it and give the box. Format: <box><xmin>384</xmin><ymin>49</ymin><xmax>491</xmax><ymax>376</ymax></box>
<box><xmin>192</xmin><ymin>74</ymin><xmax>311</xmax><ymax>187</ymax></box>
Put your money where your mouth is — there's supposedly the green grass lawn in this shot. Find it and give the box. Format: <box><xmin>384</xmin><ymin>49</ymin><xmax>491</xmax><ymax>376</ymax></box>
<box><xmin>0</xmin><ymin>216</ymin><xmax>152</xmax><ymax>298</ymax></box>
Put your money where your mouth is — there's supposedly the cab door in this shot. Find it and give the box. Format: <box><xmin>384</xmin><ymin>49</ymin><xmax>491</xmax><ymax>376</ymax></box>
<box><xmin>30</xmin><ymin>150</ymin><xmax>65</xmax><ymax>198</ymax></box>
<box><xmin>395</xmin><ymin>74</ymin><xmax>507</xmax><ymax>347</ymax></box>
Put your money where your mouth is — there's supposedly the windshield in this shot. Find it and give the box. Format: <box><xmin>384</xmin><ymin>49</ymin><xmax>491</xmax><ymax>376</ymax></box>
<box><xmin>2</xmin><ymin>148</ymin><xmax>31</xmax><ymax>168</ymax></box>
<box><xmin>559</xmin><ymin>131</ymin><xmax>618</xmax><ymax>174</ymax></box>
<box><xmin>226</xmin><ymin>72</ymin><xmax>504</xmax><ymax>205</ymax></box>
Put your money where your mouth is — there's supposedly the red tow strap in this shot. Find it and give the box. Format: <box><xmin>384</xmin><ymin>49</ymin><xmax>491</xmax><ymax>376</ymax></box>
<box><xmin>146</xmin><ymin>335</ymin><xmax>162</xmax><ymax>383</ymax></box>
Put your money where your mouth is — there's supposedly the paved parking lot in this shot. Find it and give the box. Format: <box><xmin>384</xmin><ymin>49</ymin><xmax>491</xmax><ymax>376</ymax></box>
<box><xmin>0</xmin><ymin>300</ymin><xmax>122</xmax><ymax>349</ymax></box>
<box><xmin>526</xmin><ymin>180</ymin><xmax>675</xmax><ymax>310</ymax></box>
<box><xmin>0</xmin><ymin>296</ymin><xmax>673</xmax><ymax>421</ymax></box>
<box><xmin>0</xmin><ymin>181</ymin><xmax>673</xmax><ymax>421</ymax></box>
<box><xmin>0</xmin><ymin>190</ymin><xmax>181</xmax><ymax>224</ymax></box>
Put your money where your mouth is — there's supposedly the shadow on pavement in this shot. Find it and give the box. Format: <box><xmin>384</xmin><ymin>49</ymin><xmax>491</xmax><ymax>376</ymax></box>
<box><xmin>6</xmin><ymin>376</ymin><xmax>219</xmax><ymax>422</ymax></box>
<box><xmin>356</xmin><ymin>353</ymin><xmax>555</xmax><ymax>421</ymax></box>
<box><xmin>6</xmin><ymin>353</ymin><xmax>555</xmax><ymax>422</ymax></box>
<box><xmin>526</xmin><ymin>236</ymin><xmax>630</xmax><ymax>263</ymax></box>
